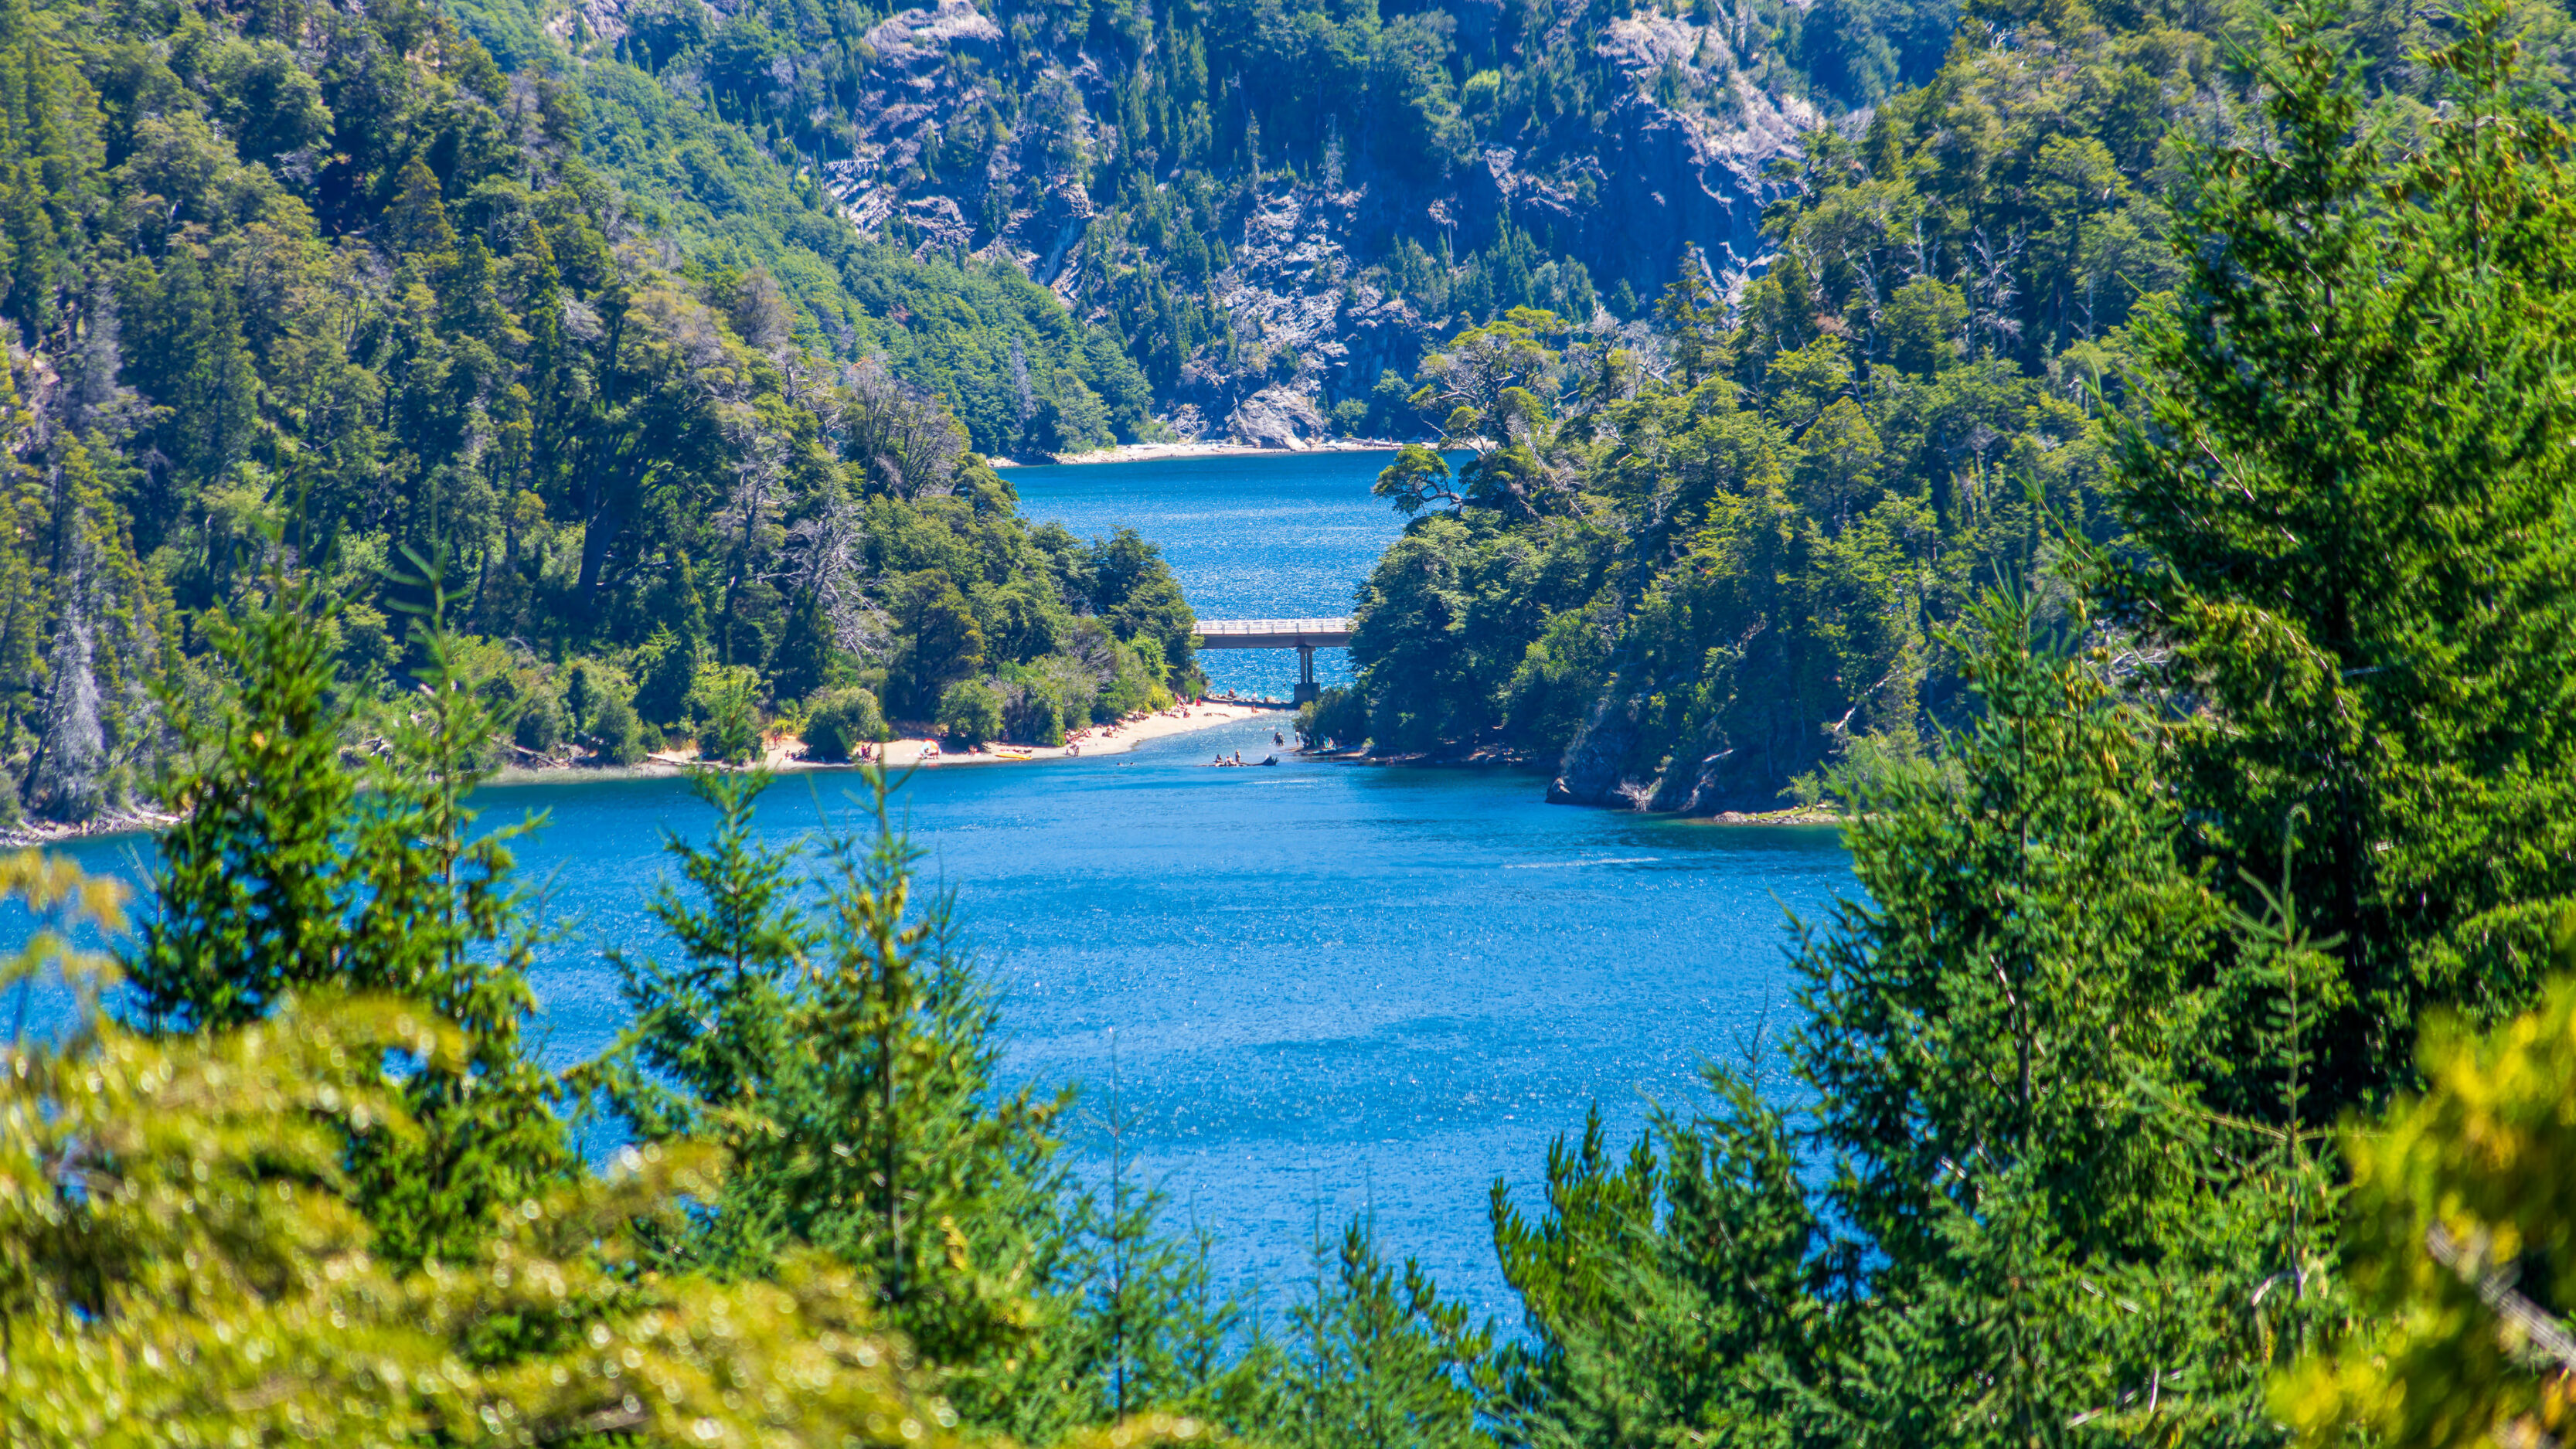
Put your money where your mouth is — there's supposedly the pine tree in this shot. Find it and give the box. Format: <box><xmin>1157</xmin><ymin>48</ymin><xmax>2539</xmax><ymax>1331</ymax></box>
<box><xmin>1046</xmin><ymin>1044</ymin><xmax>1254</xmax><ymax>1436</ymax></box>
<box><xmin>2104</xmin><ymin>0</ymin><xmax>2576</xmax><ymax>1114</ymax></box>
<box><xmin>606</xmin><ymin>762</ymin><xmax>815</xmax><ymax>1267</ymax></box>
<box><xmin>3</xmin><ymin>845</ymin><xmax>1213</xmax><ymax>1448</ymax></box>
<box><xmin>145</xmin><ymin>248</ymin><xmax>259</xmax><ymax>496</ymax></box>
<box><xmin>778</xmin><ymin>771</ymin><xmax>1077</xmax><ymax>1393</ymax></box>
<box><xmin>1651</xmin><ymin>249</ymin><xmax>1727</xmax><ymax>388</ymax></box>
<box><xmin>611</xmin><ymin>766</ymin><xmax>1087</xmax><ymax>1425</ymax></box>
<box><xmin>339</xmin><ymin>547</ymin><xmax>571</xmax><ymax>1265</ymax></box>
<box><xmin>385</xmin><ymin>152</ymin><xmax>459</xmax><ymax>259</ymax></box>
<box><xmin>130</xmin><ymin>560</ymin><xmax>355</xmax><ymax>1029</ymax></box>
<box><xmin>1485</xmin><ymin>1080</ymin><xmax>1822</xmax><ymax>1448</ymax></box>
<box><xmin>1286</xmin><ymin>1216</ymin><xmax>1493</xmax><ymax>1449</ymax></box>
<box><xmin>130</xmin><ymin>546</ymin><xmax>568</xmax><ymax>1264</ymax></box>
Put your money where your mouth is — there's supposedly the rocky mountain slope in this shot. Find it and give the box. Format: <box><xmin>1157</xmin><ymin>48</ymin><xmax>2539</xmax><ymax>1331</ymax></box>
<box><xmin>535</xmin><ymin>0</ymin><xmax>1922</xmax><ymax>450</ymax></box>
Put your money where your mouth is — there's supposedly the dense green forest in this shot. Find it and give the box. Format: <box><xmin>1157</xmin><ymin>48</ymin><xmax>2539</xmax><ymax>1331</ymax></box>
<box><xmin>19</xmin><ymin>0</ymin><xmax>2576</xmax><ymax>1428</ymax></box>
<box><xmin>16</xmin><ymin>0</ymin><xmax>2576</xmax><ymax>1438</ymax></box>
<box><xmin>1320</xmin><ymin>1</ymin><xmax>2201</xmax><ymax>798</ymax></box>
<box><xmin>0</xmin><ymin>0</ymin><xmax>1211</xmax><ymax>828</ymax></box>
<box><xmin>1320</xmin><ymin>0</ymin><xmax>2572</xmax><ymax>810</ymax></box>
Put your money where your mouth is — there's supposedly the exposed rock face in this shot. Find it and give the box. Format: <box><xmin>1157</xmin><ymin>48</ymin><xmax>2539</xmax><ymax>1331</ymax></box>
<box><xmin>1547</xmin><ymin>692</ymin><xmax>1643</xmax><ymax>806</ymax></box>
<box><xmin>1468</xmin><ymin>20</ymin><xmax>1820</xmax><ymax>291</ymax></box>
<box><xmin>1165</xmin><ymin>187</ymin><xmax>1428</xmax><ymax>442</ymax></box>
<box><xmin>596</xmin><ymin>0</ymin><xmax>1816</xmax><ymax>443</ymax></box>
<box><xmin>1225</xmin><ymin>386</ymin><xmax>1328</xmax><ymax>449</ymax></box>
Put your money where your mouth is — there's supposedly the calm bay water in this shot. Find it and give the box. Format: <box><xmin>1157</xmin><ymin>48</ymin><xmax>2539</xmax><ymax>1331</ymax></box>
<box><xmin>1004</xmin><ymin>451</ymin><xmax>1407</xmax><ymax>700</ymax></box>
<box><xmin>8</xmin><ymin>452</ymin><xmax>1853</xmax><ymax>1322</ymax></box>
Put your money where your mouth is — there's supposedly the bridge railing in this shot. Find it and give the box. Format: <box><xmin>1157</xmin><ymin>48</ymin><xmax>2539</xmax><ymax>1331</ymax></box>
<box><xmin>1192</xmin><ymin>617</ymin><xmax>1353</xmax><ymax>648</ymax></box>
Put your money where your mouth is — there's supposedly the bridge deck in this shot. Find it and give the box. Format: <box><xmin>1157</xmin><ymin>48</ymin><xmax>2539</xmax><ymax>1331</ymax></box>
<box><xmin>1193</xmin><ymin>617</ymin><xmax>1353</xmax><ymax>649</ymax></box>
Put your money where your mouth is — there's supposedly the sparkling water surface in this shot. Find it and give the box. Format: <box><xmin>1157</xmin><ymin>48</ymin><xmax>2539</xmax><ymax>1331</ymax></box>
<box><xmin>1003</xmin><ymin>451</ymin><xmax>1409</xmax><ymax>701</ymax></box>
<box><xmin>8</xmin><ymin>452</ymin><xmax>1853</xmax><ymax>1323</ymax></box>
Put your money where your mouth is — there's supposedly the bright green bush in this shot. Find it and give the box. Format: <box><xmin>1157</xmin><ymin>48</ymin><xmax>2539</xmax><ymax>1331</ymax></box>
<box><xmin>1298</xmin><ymin>686</ymin><xmax>1369</xmax><ymax>750</ymax></box>
<box><xmin>635</xmin><ymin>628</ymin><xmax>698</xmax><ymax>728</ymax></box>
<box><xmin>692</xmin><ymin>666</ymin><xmax>764</xmax><ymax>764</ymax></box>
<box><xmin>1095</xmin><ymin>638</ymin><xmax>1170</xmax><ymax>720</ymax></box>
<box><xmin>938</xmin><ymin>679</ymin><xmax>1006</xmax><ymax>747</ymax></box>
<box><xmin>513</xmin><ymin>687</ymin><xmax>567</xmax><ymax>753</ymax></box>
<box><xmin>589</xmin><ymin>689</ymin><xmax>648</xmax><ymax>765</ymax></box>
<box><xmin>804</xmin><ymin>688</ymin><xmax>891</xmax><ymax>760</ymax></box>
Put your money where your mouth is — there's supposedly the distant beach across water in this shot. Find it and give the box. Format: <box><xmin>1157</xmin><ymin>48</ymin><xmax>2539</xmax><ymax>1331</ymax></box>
<box><xmin>985</xmin><ymin>438</ymin><xmax>1408</xmax><ymax>469</ymax></box>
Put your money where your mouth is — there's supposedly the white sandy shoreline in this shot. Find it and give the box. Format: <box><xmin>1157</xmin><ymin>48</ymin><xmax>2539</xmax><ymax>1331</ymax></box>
<box><xmin>988</xmin><ymin>439</ymin><xmax>1407</xmax><ymax>468</ymax></box>
<box><xmin>485</xmin><ymin>699</ymin><xmax>1288</xmax><ymax>786</ymax></box>
<box><xmin>0</xmin><ymin>704</ymin><xmax>1292</xmax><ymax>845</ymax></box>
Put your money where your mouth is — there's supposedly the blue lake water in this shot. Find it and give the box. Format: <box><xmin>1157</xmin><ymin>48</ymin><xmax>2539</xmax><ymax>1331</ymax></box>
<box><xmin>1003</xmin><ymin>451</ymin><xmax>1408</xmax><ymax>700</ymax></box>
<box><xmin>7</xmin><ymin>452</ymin><xmax>1854</xmax><ymax>1325</ymax></box>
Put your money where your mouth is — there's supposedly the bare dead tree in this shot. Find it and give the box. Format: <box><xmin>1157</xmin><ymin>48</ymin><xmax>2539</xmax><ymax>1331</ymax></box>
<box><xmin>841</xmin><ymin>356</ymin><xmax>965</xmax><ymax>498</ymax></box>
<box><xmin>779</xmin><ymin>491</ymin><xmax>890</xmax><ymax>658</ymax></box>
<box><xmin>1968</xmin><ymin>227</ymin><xmax>2027</xmax><ymax>359</ymax></box>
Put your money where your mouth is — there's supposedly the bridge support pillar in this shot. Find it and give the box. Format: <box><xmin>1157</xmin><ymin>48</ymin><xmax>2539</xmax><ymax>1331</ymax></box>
<box><xmin>1292</xmin><ymin>644</ymin><xmax>1319</xmax><ymax>706</ymax></box>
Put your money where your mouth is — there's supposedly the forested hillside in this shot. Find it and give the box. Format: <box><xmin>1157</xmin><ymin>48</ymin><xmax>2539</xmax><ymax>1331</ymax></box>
<box><xmin>0</xmin><ymin>0</ymin><xmax>1205</xmax><ymax>827</ymax></box>
<box><xmin>502</xmin><ymin>0</ymin><xmax>1955</xmax><ymax>447</ymax></box>
<box><xmin>0</xmin><ymin>0</ymin><xmax>2180</xmax><ymax>827</ymax></box>
<box><xmin>1322</xmin><ymin>0</ymin><xmax>2523</xmax><ymax>811</ymax></box>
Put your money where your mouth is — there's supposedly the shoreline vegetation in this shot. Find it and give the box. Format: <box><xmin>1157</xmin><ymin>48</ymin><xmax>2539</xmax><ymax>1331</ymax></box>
<box><xmin>0</xmin><ymin>700</ymin><xmax>1288</xmax><ymax>847</ymax></box>
<box><xmin>0</xmin><ymin>699</ymin><xmax>1841</xmax><ymax>847</ymax></box>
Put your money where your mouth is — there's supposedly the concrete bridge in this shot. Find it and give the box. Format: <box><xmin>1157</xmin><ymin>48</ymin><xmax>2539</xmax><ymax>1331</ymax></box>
<box><xmin>1193</xmin><ymin>618</ymin><xmax>1352</xmax><ymax>704</ymax></box>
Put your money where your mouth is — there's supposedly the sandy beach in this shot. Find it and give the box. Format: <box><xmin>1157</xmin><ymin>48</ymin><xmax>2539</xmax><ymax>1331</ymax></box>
<box><xmin>987</xmin><ymin>438</ymin><xmax>1404</xmax><ymax>468</ymax></box>
<box><xmin>0</xmin><ymin>704</ymin><xmax>1295</xmax><ymax>846</ymax></box>
<box><xmin>614</xmin><ymin>699</ymin><xmax>1287</xmax><ymax>777</ymax></box>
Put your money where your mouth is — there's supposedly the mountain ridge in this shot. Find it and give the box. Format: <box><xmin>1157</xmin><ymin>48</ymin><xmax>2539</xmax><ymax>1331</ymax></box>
<box><xmin>511</xmin><ymin>0</ymin><xmax>1901</xmax><ymax>451</ymax></box>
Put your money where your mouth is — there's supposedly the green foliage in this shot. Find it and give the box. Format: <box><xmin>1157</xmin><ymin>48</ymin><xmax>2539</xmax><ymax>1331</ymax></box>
<box><xmin>611</xmin><ymin>767</ymin><xmax>815</xmax><ymax>1157</ymax></box>
<box><xmin>0</xmin><ymin>970</ymin><xmax>1204</xmax><ymax>1447</ymax></box>
<box><xmin>606</xmin><ymin>764</ymin><xmax>1257</xmax><ymax>1436</ymax></box>
<box><xmin>2102</xmin><ymin>0</ymin><xmax>2576</xmax><ymax>1118</ymax></box>
<box><xmin>1485</xmin><ymin>1080</ymin><xmax>1820</xmax><ymax>1447</ymax></box>
<box><xmin>938</xmin><ymin>677</ymin><xmax>1006</xmax><ymax>747</ymax></box>
<box><xmin>689</xmin><ymin>662</ymin><xmax>765</xmax><ymax>764</ymax></box>
<box><xmin>1296</xmin><ymin>684</ymin><xmax>1368</xmax><ymax>750</ymax></box>
<box><xmin>1792</xmin><ymin>593</ymin><xmax>2339</xmax><ymax>1438</ymax></box>
<box><xmin>1481</xmin><ymin>593</ymin><xmax>2344</xmax><ymax>1444</ymax></box>
<box><xmin>131</xmin><ymin>549</ymin><xmax>570</xmax><ymax>1266</ymax></box>
<box><xmin>1283</xmin><ymin>1218</ymin><xmax>1494</xmax><ymax>1449</ymax></box>
<box><xmin>805</xmin><ymin>684</ymin><xmax>892</xmax><ymax>759</ymax></box>
<box><xmin>1342</xmin><ymin>0</ymin><xmax>2204</xmax><ymax>801</ymax></box>
<box><xmin>131</xmin><ymin>567</ymin><xmax>356</xmax><ymax>1032</ymax></box>
<box><xmin>0</xmin><ymin>0</ymin><xmax>1196</xmax><ymax>818</ymax></box>
<box><xmin>587</xmin><ymin>679</ymin><xmax>649</xmax><ymax>764</ymax></box>
<box><xmin>2277</xmin><ymin>920</ymin><xmax>2576</xmax><ymax>1448</ymax></box>
<box><xmin>4</xmin><ymin>578</ymin><xmax>1241</xmax><ymax>1447</ymax></box>
<box><xmin>1465</xmin><ymin>8</ymin><xmax>2576</xmax><ymax>1440</ymax></box>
